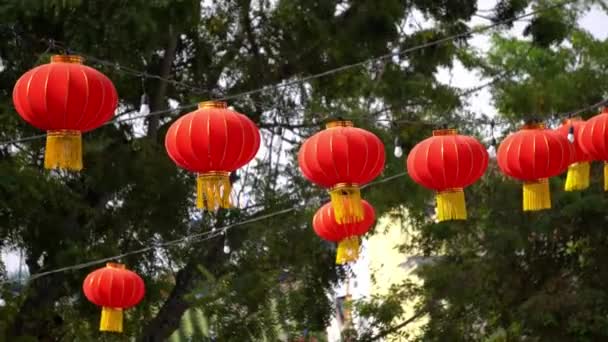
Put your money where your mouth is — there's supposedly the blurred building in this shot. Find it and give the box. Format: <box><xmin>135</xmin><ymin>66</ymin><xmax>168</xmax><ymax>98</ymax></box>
<box><xmin>326</xmin><ymin>208</ymin><xmax>428</xmax><ymax>341</ymax></box>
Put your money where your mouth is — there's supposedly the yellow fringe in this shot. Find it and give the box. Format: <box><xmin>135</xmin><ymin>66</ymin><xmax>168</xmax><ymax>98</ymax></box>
<box><xmin>564</xmin><ymin>162</ymin><xmax>590</xmax><ymax>191</ymax></box>
<box><xmin>335</xmin><ymin>236</ymin><xmax>360</xmax><ymax>264</ymax></box>
<box><xmin>44</xmin><ymin>130</ymin><xmax>82</xmax><ymax>171</ymax></box>
<box><xmin>523</xmin><ymin>179</ymin><xmax>551</xmax><ymax>211</ymax></box>
<box><xmin>100</xmin><ymin>307</ymin><xmax>123</xmax><ymax>333</ymax></box>
<box><xmin>604</xmin><ymin>163</ymin><xmax>608</xmax><ymax>192</ymax></box>
<box><xmin>329</xmin><ymin>185</ymin><xmax>363</xmax><ymax>224</ymax></box>
<box><xmin>436</xmin><ymin>189</ymin><xmax>467</xmax><ymax>222</ymax></box>
<box><xmin>196</xmin><ymin>172</ymin><xmax>231</xmax><ymax>210</ymax></box>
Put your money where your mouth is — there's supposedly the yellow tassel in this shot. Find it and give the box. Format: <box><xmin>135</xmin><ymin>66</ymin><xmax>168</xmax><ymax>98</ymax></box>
<box><xmin>329</xmin><ymin>184</ymin><xmax>363</xmax><ymax>224</ymax></box>
<box><xmin>335</xmin><ymin>236</ymin><xmax>360</xmax><ymax>264</ymax></box>
<box><xmin>523</xmin><ymin>179</ymin><xmax>551</xmax><ymax>211</ymax></box>
<box><xmin>100</xmin><ymin>307</ymin><xmax>123</xmax><ymax>333</ymax></box>
<box><xmin>44</xmin><ymin>130</ymin><xmax>82</xmax><ymax>171</ymax></box>
<box><xmin>196</xmin><ymin>172</ymin><xmax>231</xmax><ymax>210</ymax></box>
<box><xmin>604</xmin><ymin>163</ymin><xmax>608</xmax><ymax>192</ymax></box>
<box><xmin>436</xmin><ymin>189</ymin><xmax>467</xmax><ymax>222</ymax></box>
<box><xmin>564</xmin><ymin>162</ymin><xmax>590</xmax><ymax>191</ymax></box>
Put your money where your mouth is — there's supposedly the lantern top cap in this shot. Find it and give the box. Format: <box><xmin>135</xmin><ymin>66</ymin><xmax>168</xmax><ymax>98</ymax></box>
<box><xmin>521</xmin><ymin>122</ymin><xmax>545</xmax><ymax>130</ymax></box>
<box><xmin>51</xmin><ymin>55</ymin><xmax>84</xmax><ymax>64</ymax></box>
<box><xmin>561</xmin><ymin>116</ymin><xmax>583</xmax><ymax>124</ymax></box>
<box><xmin>106</xmin><ymin>262</ymin><xmax>126</xmax><ymax>269</ymax></box>
<box><xmin>325</xmin><ymin>120</ymin><xmax>354</xmax><ymax>129</ymax></box>
<box><xmin>432</xmin><ymin>128</ymin><xmax>458</xmax><ymax>136</ymax></box>
<box><xmin>198</xmin><ymin>101</ymin><xmax>228</xmax><ymax>109</ymax></box>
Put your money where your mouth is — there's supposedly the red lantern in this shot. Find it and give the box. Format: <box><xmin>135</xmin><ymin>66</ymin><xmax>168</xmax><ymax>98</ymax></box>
<box><xmin>83</xmin><ymin>263</ymin><xmax>145</xmax><ymax>333</ymax></box>
<box><xmin>406</xmin><ymin>129</ymin><xmax>488</xmax><ymax>222</ymax></box>
<box><xmin>298</xmin><ymin>120</ymin><xmax>385</xmax><ymax>224</ymax></box>
<box><xmin>556</xmin><ymin>117</ymin><xmax>591</xmax><ymax>191</ymax></box>
<box><xmin>12</xmin><ymin>55</ymin><xmax>118</xmax><ymax>171</ymax></box>
<box><xmin>165</xmin><ymin>101</ymin><xmax>260</xmax><ymax>210</ymax></box>
<box><xmin>313</xmin><ymin>200</ymin><xmax>376</xmax><ymax>264</ymax></box>
<box><xmin>578</xmin><ymin>108</ymin><xmax>608</xmax><ymax>191</ymax></box>
<box><xmin>497</xmin><ymin>123</ymin><xmax>572</xmax><ymax>211</ymax></box>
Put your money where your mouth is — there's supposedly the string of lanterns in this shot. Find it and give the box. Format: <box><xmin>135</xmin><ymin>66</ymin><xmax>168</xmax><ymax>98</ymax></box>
<box><xmin>9</xmin><ymin>50</ymin><xmax>608</xmax><ymax>333</ymax></box>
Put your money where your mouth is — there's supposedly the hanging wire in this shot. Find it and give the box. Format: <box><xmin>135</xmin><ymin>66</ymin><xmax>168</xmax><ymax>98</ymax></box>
<box><xmin>5</xmin><ymin>62</ymin><xmax>599</xmax><ymax>147</ymax></box>
<box><xmin>0</xmin><ymin>0</ymin><xmax>590</xmax><ymax>284</ymax></box>
<box><xmin>0</xmin><ymin>170</ymin><xmax>409</xmax><ymax>286</ymax></box>
<box><xmin>49</xmin><ymin>40</ymin><xmax>210</xmax><ymax>96</ymax></box>
<box><xmin>215</xmin><ymin>0</ymin><xmax>577</xmax><ymax>103</ymax></box>
<box><xmin>22</xmin><ymin>0</ymin><xmax>575</xmax><ymax>103</ymax></box>
<box><xmin>0</xmin><ymin>0</ymin><xmax>579</xmax><ymax>148</ymax></box>
<box><xmin>0</xmin><ymin>100</ymin><xmax>603</xmax><ymax>281</ymax></box>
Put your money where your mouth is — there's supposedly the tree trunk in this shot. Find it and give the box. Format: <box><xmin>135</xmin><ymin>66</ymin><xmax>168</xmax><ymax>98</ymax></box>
<box><xmin>138</xmin><ymin>238</ymin><xmax>224</xmax><ymax>341</ymax></box>
<box><xmin>148</xmin><ymin>25</ymin><xmax>179</xmax><ymax>139</ymax></box>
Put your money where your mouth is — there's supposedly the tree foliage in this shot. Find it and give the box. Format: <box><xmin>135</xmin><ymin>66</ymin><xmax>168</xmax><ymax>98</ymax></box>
<box><xmin>2</xmin><ymin>0</ymin><xmax>605</xmax><ymax>341</ymax></box>
<box><xmin>354</xmin><ymin>3</ymin><xmax>608</xmax><ymax>342</ymax></box>
<box><xmin>0</xmin><ymin>0</ymin><xmax>490</xmax><ymax>340</ymax></box>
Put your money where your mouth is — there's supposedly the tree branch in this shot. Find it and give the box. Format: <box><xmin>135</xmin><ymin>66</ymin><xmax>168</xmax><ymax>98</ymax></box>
<box><xmin>241</xmin><ymin>0</ymin><xmax>262</xmax><ymax>69</ymax></box>
<box><xmin>138</xmin><ymin>231</ymin><xmax>225</xmax><ymax>341</ymax></box>
<box><xmin>367</xmin><ymin>306</ymin><xmax>430</xmax><ymax>341</ymax></box>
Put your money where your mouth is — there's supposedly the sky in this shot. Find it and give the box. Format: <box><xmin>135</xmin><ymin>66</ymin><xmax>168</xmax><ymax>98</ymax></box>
<box><xmin>3</xmin><ymin>1</ymin><xmax>608</xmax><ymax>280</ymax></box>
<box><xmin>436</xmin><ymin>1</ymin><xmax>608</xmax><ymax>118</ymax></box>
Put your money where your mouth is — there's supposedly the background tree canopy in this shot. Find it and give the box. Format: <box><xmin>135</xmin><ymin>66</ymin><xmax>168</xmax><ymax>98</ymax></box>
<box><xmin>0</xmin><ymin>0</ymin><xmax>606</xmax><ymax>341</ymax></box>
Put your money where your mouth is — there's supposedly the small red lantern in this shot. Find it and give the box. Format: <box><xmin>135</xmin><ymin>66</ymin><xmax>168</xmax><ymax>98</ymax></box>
<box><xmin>578</xmin><ymin>108</ymin><xmax>608</xmax><ymax>191</ymax></box>
<box><xmin>556</xmin><ymin>117</ymin><xmax>591</xmax><ymax>191</ymax></box>
<box><xmin>313</xmin><ymin>200</ymin><xmax>376</xmax><ymax>264</ymax></box>
<box><xmin>12</xmin><ymin>55</ymin><xmax>118</xmax><ymax>171</ymax></box>
<box><xmin>299</xmin><ymin>120</ymin><xmax>385</xmax><ymax>224</ymax></box>
<box><xmin>165</xmin><ymin>101</ymin><xmax>260</xmax><ymax>210</ymax></box>
<box><xmin>497</xmin><ymin>123</ymin><xmax>572</xmax><ymax>211</ymax></box>
<box><xmin>83</xmin><ymin>263</ymin><xmax>145</xmax><ymax>333</ymax></box>
<box><xmin>406</xmin><ymin>129</ymin><xmax>488</xmax><ymax>222</ymax></box>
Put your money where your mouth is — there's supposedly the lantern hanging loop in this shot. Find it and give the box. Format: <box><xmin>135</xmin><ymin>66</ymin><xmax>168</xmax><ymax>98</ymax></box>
<box><xmin>489</xmin><ymin>120</ymin><xmax>497</xmax><ymax>147</ymax></box>
<box><xmin>393</xmin><ymin>136</ymin><xmax>403</xmax><ymax>158</ymax></box>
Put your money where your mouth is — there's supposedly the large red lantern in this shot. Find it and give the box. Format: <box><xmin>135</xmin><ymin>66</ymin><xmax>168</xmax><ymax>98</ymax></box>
<box><xmin>12</xmin><ymin>55</ymin><xmax>118</xmax><ymax>171</ymax></box>
<box><xmin>298</xmin><ymin>120</ymin><xmax>385</xmax><ymax>224</ymax></box>
<box><xmin>313</xmin><ymin>200</ymin><xmax>376</xmax><ymax>264</ymax></box>
<box><xmin>497</xmin><ymin>123</ymin><xmax>572</xmax><ymax>211</ymax></box>
<box><xmin>406</xmin><ymin>129</ymin><xmax>488</xmax><ymax>222</ymax></box>
<box><xmin>165</xmin><ymin>101</ymin><xmax>260</xmax><ymax>210</ymax></box>
<box><xmin>578</xmin><ymin>108</ymin><xmax>608</xmax><ymax>191</ymax></box>
<box><xmin>556</xmin><ymin>117</ymin><xmax>591</xmax><ymax>191</ymax></box>
<box><xmin>83</xmin><ymin>263</ymin><xmax>145</xmax><ymax>333</ymax></box>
